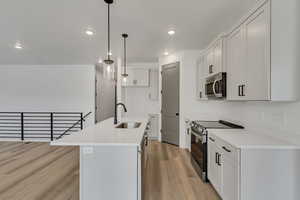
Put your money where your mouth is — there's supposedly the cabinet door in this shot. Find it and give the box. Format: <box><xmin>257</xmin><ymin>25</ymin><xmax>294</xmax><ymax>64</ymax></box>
<box><xmin>206</xmin><ymin>48</ymin><xmax>215</xmax><ymax>75</ymax></box>
<box><xmin>196</xmin><ymin>56</ymin><xmax>207</xmax><ymax>100</ymax></box>
<box><xmin>244</xmin><ymin>2</ymin><xmax>270</xmax><ymax>100</ymax></box>
<box><xmin>221</xmin><ymin>154</ymin><xmax>239</xmax><ymax>200</ymax></box>
<box><xmin>133</xmin><ymin>69</ymin><xmax>149</xmax><ymax>87</ymax></box>
<box><xmin>149</xmin><ymin>70</ymin><xmax>159</xmax><ymax>100</ymax></box>
<box><xmin>123</xmin><ymin>69</ymin><xmax>149</xmax><ymax>87</ymax></box>
<box><xmin>148</xmin><ymin>114</ymin><xmax>159</xmax><ymax>139</ymax></box>
<box><xmin>123</xmin><ymin>68</ymin><xmax>135</xmax><ymax>86</ymax></box>
<box><xmin>208</xmin><ymin>138</ymin><xmax>221</xmax><ymax>194</ymax></box>
<box><xmin>213</xmin><ymin>40</ymin><xmax>223</xmax><ymax>74</ymax></box>
<box><xmin>226</xmin><ymin>26</ymin><xmax>245</xmax><ymax>100</ymax></box>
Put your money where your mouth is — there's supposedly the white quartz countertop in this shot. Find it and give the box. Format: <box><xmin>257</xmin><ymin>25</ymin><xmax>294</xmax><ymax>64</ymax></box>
<box><xmin>209</xmin><ymin>129</ymin><xmax>300</xmax><ymax>150</ymax></box>
<box><xmin>51</xmin><ymin>117</ymin><xmax>148</xmax><ymax>146</ymax></box>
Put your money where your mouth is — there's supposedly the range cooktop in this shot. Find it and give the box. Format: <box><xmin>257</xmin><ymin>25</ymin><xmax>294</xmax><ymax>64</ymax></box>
<box><xmin>193</xmin><ymin>120</ymin><xmax>244</xmax><ymax>129</ymax></box>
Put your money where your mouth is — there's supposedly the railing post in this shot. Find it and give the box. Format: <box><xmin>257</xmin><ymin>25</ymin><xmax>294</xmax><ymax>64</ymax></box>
<box><xmin>50</xmin><ymin>113</ymin><xmax>54</xmax><ymax>141</ymax></box>
<box><xmin>21</xmin><ymin>113</ymin><xmax>24</xmax><ymax>141</ymax></box>
<box><xmin>80</xmin><ymin>113</ymin><xmax>83</xmax><ymax>130</ymax></box>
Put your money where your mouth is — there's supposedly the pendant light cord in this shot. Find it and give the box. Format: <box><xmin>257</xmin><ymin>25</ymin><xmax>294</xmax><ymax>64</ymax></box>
<box><xmin>107</xmin><ymin>3</ymin><xmax>111</xmax><ymax>60</ymax></box>
<box><xmin>124</xmin><ymin>37</ymin><xmax>126</xmax><ymax>74</ymax></box>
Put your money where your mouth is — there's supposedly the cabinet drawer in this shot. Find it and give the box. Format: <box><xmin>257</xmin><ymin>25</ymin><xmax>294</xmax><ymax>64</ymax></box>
<box><xmin>208</xmin><ymin>133</ymin><xmax>239</xmax><ymax>163</ymax></box>
<box><xmin>218</xmin><ymin>139</ymin><xmax>238</xmax><ymax>163</ymax></box>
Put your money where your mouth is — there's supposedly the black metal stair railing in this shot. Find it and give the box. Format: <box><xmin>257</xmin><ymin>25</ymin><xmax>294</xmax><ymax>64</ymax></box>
<box><xmin>0</xmin><ymin>112</ymin><xmax>92</xmax><ymax>141</ymax></box>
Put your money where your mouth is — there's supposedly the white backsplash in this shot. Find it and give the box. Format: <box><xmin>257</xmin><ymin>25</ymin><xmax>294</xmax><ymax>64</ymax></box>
<box><xmin>190</xmin><ymin>101</ymin><xmax>300</xmax><ymax>145</ymax></box>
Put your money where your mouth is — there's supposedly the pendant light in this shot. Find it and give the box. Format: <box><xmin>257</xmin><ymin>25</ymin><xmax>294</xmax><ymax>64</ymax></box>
<box><xmin>121</xmin><ymin>33</ymin><xmax>129</xmax><ymax>77</ymax></box>
<box><xmin>103</xmin><ymin>0</ymin><xmax>114</xmax><ymax>65</ymax></box>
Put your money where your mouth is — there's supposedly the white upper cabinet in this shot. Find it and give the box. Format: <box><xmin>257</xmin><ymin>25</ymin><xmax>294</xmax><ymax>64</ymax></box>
<box><xmin>226</xmin><ymin>0</ymin><xmax>299</xmax><ymax>101</ymax></box>
<box><xmin>148</xmin><ymin>69</ymin><xmax>159</xmax><ymax>100</ymax></box>
<box><xmin>212</xmin><ymin>39</ymin><xmax>223</xmax><ymax>74</ymax></box>
<box><xmin>227</xmin><ymin>26</ymin><xmax>246</xmax><ymax>101</ymax></box>
<box><xmin>196</xmin><ymin>55</ymin><xmax>207</xmax><ymax>100</ymax></box>
<box><xmin>227</xmin><ymin>2</ymin><xmax>270</xmax><ymax>101</ymax></box>
<box><xmin>122</xmin><ymin>68</ymin><xmax>149</xmax><ymax>87</ymax></box>
<box><xmin>204</xmin><ymin>37</ymin><xmax>225</xmax><ymax>77</ymax></box>
<box><xmin>244</xmin><ymin>3</ymin><xmax>270</xmax><ymax>100</ymax></box>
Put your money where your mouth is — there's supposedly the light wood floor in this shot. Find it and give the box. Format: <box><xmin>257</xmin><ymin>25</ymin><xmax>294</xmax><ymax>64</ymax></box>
<box><xmin>144</xmin><ymin>141</ymin><xmax>220</xmax><ymax>200</ymax></box>
<box><xmin>0</xmin><ymin>141</ymin><xmax>219</xmax><ymax>200</ymax></box>
<box><xmin>0</xmin><ymin>142</ymin><xmax>79</xmax><ymax>200</ymax></box>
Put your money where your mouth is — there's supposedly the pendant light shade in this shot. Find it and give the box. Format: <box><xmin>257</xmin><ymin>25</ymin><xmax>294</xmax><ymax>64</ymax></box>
<box><xmin>122</xmin><ymin>33</ymin><xmax>129</xmax><ymax>77</ymax></box>
<box><xmin>104</xmin><ymin>0</ymin><xmax>114</xmax><ymax>65</ymax></box>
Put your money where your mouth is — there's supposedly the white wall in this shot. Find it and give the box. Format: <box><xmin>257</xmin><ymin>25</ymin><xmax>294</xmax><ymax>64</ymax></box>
<box><xmin>121</xmin><ymin>63</ymin><xmax>160</xmax><ymax>118</ymax></box>
<box><xmin>0</xmin><ymin>65</ymin><xmax>95</xmax><ymax>126</ymax></box>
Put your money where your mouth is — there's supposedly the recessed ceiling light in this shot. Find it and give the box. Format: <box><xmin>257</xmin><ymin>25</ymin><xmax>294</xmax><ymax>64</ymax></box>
<box><xmin>85</xmin><ymin>29</ymin><xmax>95</xmax><ymax>36</ymax></box>
<box><xmin>168</xmin><ymin>30</ymin><xmax>175</xmax><ymax>36</ymax></box>
<box><xmin>164</xmin><ymin>51</ymin><xmax>169</xmax><ymax>56</ymax></box>
<box><xmin>14</xmin><ymin>42</ymin><xmax>23</xmax><ymax>50</ymax></box>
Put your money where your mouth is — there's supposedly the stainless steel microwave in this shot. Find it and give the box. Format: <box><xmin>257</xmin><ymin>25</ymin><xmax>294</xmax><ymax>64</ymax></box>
<box><xmin>205</xmin><ymin>72</ymin><xmax>226</xmax><ymax>98</ymax></box>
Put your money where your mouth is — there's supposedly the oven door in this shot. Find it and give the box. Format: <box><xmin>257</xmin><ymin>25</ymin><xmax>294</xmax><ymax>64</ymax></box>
<box><xmin>190</xmin><ymin>131</ymin><xmax>208</xmax><ymax>181</ymax></box>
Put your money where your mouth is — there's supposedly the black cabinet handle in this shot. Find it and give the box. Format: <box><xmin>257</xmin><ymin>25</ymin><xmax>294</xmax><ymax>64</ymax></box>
<box><xmin>217</xmin><ymin>153</ymin><xmax>221</xmax><ymax>166</ymax></box>
<box><xmin>222</xmin><ymin>146</ymin><xmax>232</xmax><ymax>153</ymax></box>
<box><xmin>175</xmin><ymin>113</ymin><xmax>179</xmax><ymax>116</ymax></box>
<box><xmin>215</xmin><ymin>152</ymin><xmax>218</xmax><ymax>164</ymax></box>
<box><xmin>238</xmin><ymin>85</ymin><xmax>241</xmax><ymax>96</ymax></box>
<box><xmin>199</xmin><ymin>91</ymin><xmax>202</xmax><ymax>98</ymax></box>
<box><xmin>241</xmin><ymin>85</ymin><xmax>245</xmax><ymax>96</ymax></box>
<box><xmin>209</xmin><ymin>137</ymin><xmax>215</xmax><ymax>142</ymax></box>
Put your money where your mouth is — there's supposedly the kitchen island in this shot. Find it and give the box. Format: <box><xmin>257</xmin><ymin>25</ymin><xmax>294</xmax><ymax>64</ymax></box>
<box><xmin>51</xmin><ymin>117</ymin><xmax>149</xmax><ymax>200</ymax></box>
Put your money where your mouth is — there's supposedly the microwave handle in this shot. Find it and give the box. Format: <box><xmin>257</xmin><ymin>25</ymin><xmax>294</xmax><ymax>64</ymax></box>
<box><xmin>212</xmin><ymin>79</ymin><xmax>218</xmax><ymax>95</ymax></box>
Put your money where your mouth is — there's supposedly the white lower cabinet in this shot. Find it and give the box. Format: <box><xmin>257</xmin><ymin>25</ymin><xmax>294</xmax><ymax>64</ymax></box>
<box><xmin>208</xmin><ymin>137</ymin><xmax>221</xmax><ymax>194</ymax></box>
<box><xmin>208</xmin><ymin>132</ymin><xmax>300</xmax><ymax>200</ymax></box>
<box><xmin>208</xmin><ymin>135</ymin><xmax>239</xmax><ymax>199</ymax></box>
<box><xmin>221</xmin><ymin>152</ymin><xmax>238</xmax><ymax>200</ymax></box>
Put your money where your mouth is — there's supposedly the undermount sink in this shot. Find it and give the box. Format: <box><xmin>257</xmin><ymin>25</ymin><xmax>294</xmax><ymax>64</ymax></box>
<box><xmin>115</xmin><ymin>122</ymin><xmax>142</xmax><ymax>129</ymax></box>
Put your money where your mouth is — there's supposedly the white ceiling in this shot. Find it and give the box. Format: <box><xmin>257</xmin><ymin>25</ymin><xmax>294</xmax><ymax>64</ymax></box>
<box><xmin>0</xmin><ymin>0</ymin><xmax>257</xmax><ymax>65</ymax></box>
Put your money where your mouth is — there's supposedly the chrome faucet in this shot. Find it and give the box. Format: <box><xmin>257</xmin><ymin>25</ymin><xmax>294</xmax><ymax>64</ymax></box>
<box><xmin>114</xmin><ymin>102</ymin><xmax>127</xmax><ymax>124</ymax></box>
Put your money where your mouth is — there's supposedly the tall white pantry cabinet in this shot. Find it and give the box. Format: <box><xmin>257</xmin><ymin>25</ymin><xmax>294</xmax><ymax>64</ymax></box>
<box><xmin>226</xmin><ymin>0</ymin><xmax>300</xmax><ymax>101</ymax></box>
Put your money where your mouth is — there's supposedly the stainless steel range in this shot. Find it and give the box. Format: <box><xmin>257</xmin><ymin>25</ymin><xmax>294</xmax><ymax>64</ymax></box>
<box><xmin>189</xmin><ymin>120</ymin><xmax>244</xmax><ymax>182</ymax></box>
